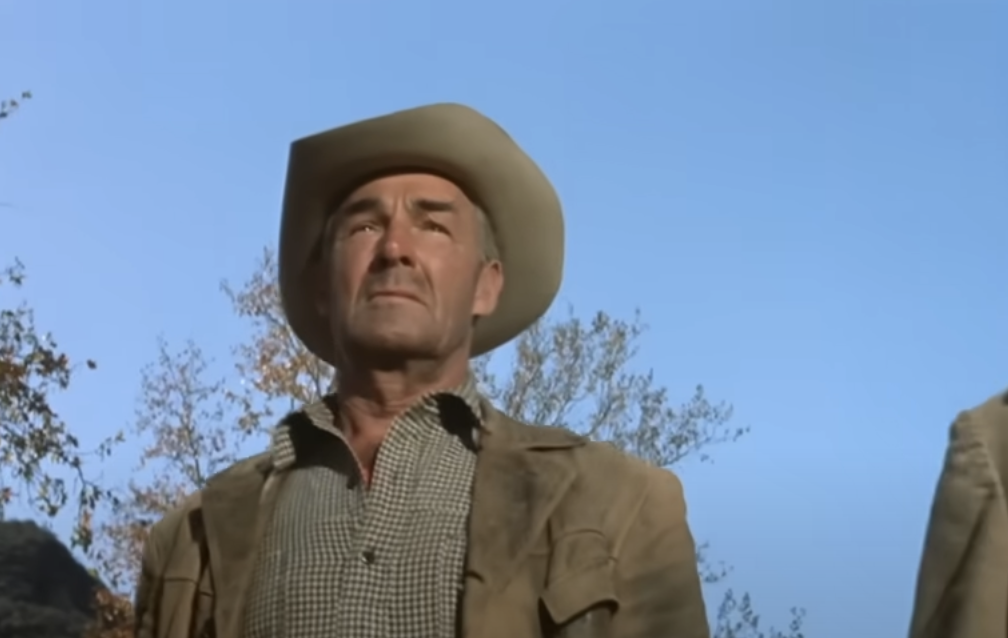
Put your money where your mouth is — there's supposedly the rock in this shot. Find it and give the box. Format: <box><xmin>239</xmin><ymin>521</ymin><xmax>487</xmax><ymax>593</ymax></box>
<box><xmin>0</xmin><ymin>520</ymin><xmax>103</xmax><ymax>638</ymax></box>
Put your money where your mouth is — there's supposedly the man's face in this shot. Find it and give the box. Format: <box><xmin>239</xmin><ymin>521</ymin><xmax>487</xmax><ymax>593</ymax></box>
<box><xmin>319</xmin><ymin>172</ymin><xmax>503</xmax><ymax>365</ymax></box>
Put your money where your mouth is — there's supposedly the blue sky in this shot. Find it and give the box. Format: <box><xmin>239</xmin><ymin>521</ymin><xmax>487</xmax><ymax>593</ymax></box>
<box><xmin>2</xmin><ymin>1</ymin><xmax>1006</xmax><ymax>636</ymax></box>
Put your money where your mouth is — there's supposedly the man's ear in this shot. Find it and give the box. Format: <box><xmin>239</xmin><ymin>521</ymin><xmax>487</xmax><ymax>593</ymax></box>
<box><xmin>472</xmin><ymin>260</ymin><xmax>503</xmax><ymax>319</ymax></box>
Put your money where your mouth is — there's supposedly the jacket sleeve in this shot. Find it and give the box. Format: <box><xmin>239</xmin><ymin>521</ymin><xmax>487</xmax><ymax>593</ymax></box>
<box><xmin>612</xmin><ymin>466</ymin><xmax>711</xmax><ymax>638</ymax></box>
<box><xmin>134</xmin><ymin>529</ymin><xmax>162</xmax><ymax>638</ymax></box>
<box><xmin>907</xmin><ymin>405</ymin><xmax>1008</xmax><ymax>638</ymax></box>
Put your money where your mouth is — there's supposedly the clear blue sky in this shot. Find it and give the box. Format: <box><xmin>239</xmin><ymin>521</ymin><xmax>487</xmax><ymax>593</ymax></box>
<box><xmin>2</xmin><ymin>1</ymin><xmax>1006</xmax><ymax>637</ymax></box>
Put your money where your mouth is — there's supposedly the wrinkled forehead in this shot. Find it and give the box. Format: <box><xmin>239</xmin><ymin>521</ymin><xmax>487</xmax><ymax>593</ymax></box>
<box><xmin>327</xmin><ymin>168</ymin><xmax>481</xmax><ymax>213</ymax></box>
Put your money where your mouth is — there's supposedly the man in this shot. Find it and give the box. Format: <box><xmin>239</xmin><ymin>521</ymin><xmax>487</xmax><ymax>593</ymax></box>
<box><xmin>134</xmin><ymin>103</ymin><xmax>709</xmax><ymax>638</ymax></box>
<box><xmin>908</xmin><ymin>386</ymin><xmax>1008</xmax><ymax>638</ymax></box>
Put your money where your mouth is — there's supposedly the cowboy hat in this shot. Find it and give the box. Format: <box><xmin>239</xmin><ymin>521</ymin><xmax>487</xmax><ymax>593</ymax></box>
<box><xmin>277</xmin><ymin>103</ymin><xmax>565</xmax><ymax>364</ymax></box>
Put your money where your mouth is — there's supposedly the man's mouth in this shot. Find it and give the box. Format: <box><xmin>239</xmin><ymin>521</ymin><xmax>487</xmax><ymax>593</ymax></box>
<box><xmin>369</xmin><ymin>290</ymin><xmax>421</xmax><ymax>303</ymax></box>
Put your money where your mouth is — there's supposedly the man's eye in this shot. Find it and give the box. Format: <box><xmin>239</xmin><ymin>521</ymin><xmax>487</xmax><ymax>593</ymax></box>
<box><xmin>423</xmin><ymin>220</ymin><xmax>448</xmax><ymax>234</ymax></box>
<box><xmin>349</xmin><ymin>223</ymin><xmax>377</xmax><ymax>235</ymax></box>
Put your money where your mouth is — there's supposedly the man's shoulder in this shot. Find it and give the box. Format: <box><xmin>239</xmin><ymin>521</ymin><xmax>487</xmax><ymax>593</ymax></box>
<box><xmin>497</xmin><ymin>411</ymin><xmax>684</xmax><ymax>510</ymax></box>
<box><xmin>146</xmin><ymin>453</ymin><xmax>272</xmax><ymax>547</ymax></box>
<box><xmin>574</xmin><ymin>438</ymin><xmax>684</xmax><ymax>505</ymax></box>
<box><xmin>949</xmin><ymin>386</ymin><xmax>1008</xmax><ymax>450</ymax></box>
<box><xmin>493</xmin><ymin>407</ymin><xmax>681</xmax><ymax>484</ymax></box>
<box><xmin>574</xmin><ymin>437</ymin><xmax>665</xmax><ymax>479</ymax></box>
<box><xmin>950</xmin><ymin>386</ymin><xmax>1008</xmax><ymax>476</ymax></box>
<box><xmin>961</xmin><ymin>386</ymin><xmax>1008</xmax><ymax>431</ymax></box>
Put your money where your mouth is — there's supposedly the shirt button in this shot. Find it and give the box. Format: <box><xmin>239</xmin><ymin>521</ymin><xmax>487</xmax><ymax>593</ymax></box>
<box><xmin>360</xmin><ymin>549</ymin><xmax>376</xmax><ymax>565</ymax></box>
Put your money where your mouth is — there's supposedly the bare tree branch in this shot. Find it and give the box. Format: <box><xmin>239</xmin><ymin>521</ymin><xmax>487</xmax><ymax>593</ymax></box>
<box><xmin>0</xmin><ymin>260</ymin><xmax>118</xmax><ymax>552</ymax></box>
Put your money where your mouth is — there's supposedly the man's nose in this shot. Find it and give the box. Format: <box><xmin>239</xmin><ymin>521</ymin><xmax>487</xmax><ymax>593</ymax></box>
<box><xmin>375</xmin><ymin>216</ymin><xmax>416</xmax><ymax>266</ymax></box>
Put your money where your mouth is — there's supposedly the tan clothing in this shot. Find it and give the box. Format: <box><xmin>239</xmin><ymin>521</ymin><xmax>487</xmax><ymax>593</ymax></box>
<box><xmin>134</xmin><ymin>403</ymin><xmax>710</xmax><ymax>638</ymax></box>
<box><xmin>908</xmin><ymin>387</ymin><xmax>1008</xmax><ymax>638</ymax></box>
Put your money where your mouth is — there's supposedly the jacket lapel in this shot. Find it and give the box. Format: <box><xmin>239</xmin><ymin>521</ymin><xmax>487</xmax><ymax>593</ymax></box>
<box><xmin>462</xmin><ymin>406</ymin><xmax>586</xmax><ymax>638</ymax></box>
<box><xmin>201</xmin><ymin>453</ymin><xmax>285</xmax><ymax>638</ymax></box>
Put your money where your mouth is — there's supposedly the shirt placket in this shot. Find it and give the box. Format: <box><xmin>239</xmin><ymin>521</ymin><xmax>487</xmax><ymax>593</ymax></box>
<box><xmin>336</xmin><ymin>411</ymin><xmax>428</xmax><ymax>637</ymax></box>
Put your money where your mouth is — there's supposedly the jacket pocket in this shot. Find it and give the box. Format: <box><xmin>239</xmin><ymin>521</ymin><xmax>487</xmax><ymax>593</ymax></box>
<box><xmin>540</xmin><ymin>532</ymin><xmax>619</xmax><ymax>637</ymax></box>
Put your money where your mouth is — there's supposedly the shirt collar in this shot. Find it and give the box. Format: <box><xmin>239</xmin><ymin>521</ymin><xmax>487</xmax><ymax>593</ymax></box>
<box><xmin>269</xmin><ymin>373</ymin><xmax>485</xmax><ymax>470</ymax></box>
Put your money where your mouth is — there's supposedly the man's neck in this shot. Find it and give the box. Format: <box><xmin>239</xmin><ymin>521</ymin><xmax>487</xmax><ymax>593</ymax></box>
<box><xmin>330</xmin><ymin>355</ymin><xmax>471</xmax><ymax>480</ymax></box>
<box><xmin>334</xmin><ymin>355</ymin><xmax>470</xmax><ymax>434</ymax></box>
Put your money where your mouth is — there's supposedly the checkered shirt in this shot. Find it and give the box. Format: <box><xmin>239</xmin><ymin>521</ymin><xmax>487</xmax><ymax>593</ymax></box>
<box><xmin>242</xmin><ymin>376</ymin><xmax>483</xmax><ymax>638</ymax></box>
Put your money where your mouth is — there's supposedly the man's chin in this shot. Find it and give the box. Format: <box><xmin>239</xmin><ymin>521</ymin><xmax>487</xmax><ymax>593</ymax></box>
<box><xmin>348</xmin><ymin>332</ymin><xmax>439</xmax><ymax>363</ymax></box>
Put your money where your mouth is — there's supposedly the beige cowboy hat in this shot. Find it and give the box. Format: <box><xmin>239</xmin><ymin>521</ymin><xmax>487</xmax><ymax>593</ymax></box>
<box><xmin>277</xmin><ymin>103</ymin><xmax>565</xmax><ymax>364</ymax></box>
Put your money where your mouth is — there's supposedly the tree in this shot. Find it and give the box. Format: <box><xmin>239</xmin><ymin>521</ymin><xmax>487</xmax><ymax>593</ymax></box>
<box><xmin>2</xmin><ymin>90</ymin><xmax>116</xmax><ymax>549</ymax></box>
<box><xmin>219</xmin><ymin>246</ymin><xmax>334</xmax><ymax>429</ymax></box>
<box><xmin>100</xmin><ymin>247</ymin><xmax>807</xmax><ymax>637</ymax></box>
<box><xmin>713</xmin><ymin>591</ymin><xmax>807</xmax><ymax>638</ymax></box>
<box><xmin>0</xmin><ymin>261</ymin><xmax>117</xmax><ymax>553</ymax></box>
<box><xmin>2</xmin><ymin>96</ymin><xmax>129</xmax><ymax>636</ymax></box>
<box><xmin>0</xmin><ymin>91</ymin><xmax>31</xmax><ymax>122</ymax></box>
<box><xmin>94</xmin><ymin>337</ymin><xmax>242</xmax><ymax>590</ymax></box>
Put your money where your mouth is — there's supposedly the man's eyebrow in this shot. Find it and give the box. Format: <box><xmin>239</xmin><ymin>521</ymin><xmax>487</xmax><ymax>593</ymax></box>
<box><xmin>411</xmin><ymin>198</ymin><xmax>458</xmax><ymax>213</ymax></box>
<box><xmin>331</xmin><ymin>196</ymin><xmax>460</xmax><ymax>220</ymax></box>
<box><xmin>335</xmin><ymin>196</ymin><xmax>382</xmax><ymax>217</ymax></box>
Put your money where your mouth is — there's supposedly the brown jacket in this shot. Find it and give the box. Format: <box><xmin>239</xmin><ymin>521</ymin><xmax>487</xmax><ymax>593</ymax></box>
<box><xmin>134</xmin><ymin>405</ymin><xmax>710</xmax><ymax>638</ymax></box>
<box><xmin>908</xmin><ymin>387</ymin><xmax>1008</xmax><ymax>638</ymax></box>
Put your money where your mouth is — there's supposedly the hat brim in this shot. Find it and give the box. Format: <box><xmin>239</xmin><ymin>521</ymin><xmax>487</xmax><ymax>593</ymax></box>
<box><xmin>278</xmin><ymin>103</ymin><xmax>565</xmax><ymax>364</ymax></box>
